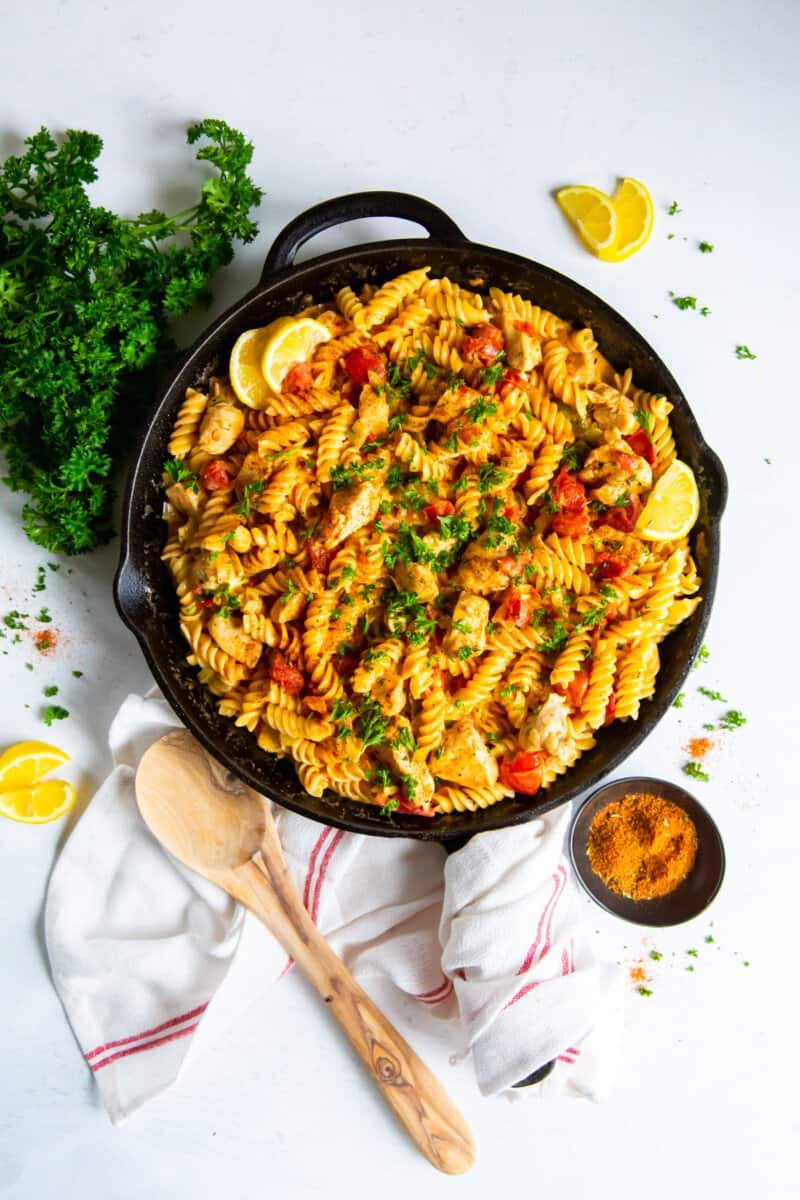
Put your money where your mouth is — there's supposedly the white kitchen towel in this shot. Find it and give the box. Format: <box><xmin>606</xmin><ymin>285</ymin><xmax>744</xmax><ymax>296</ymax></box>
<box><xmin>45</xmin><ymin>692</ymin><xmax>624</xmax><ymax>1123</ymax></box>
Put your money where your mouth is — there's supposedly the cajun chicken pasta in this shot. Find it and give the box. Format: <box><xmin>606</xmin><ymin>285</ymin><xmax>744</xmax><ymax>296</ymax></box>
<box><xmin>160</xmin><ymin>268</ymin><xmax>701</xmax><ymax>816</ymax></box>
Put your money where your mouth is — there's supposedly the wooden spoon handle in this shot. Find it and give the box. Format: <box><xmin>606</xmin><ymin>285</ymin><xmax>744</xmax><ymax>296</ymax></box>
<box><xmin>225</xmin><ymin>838</ymin><xmax>475</xmax><ymax>1175</ymax></box>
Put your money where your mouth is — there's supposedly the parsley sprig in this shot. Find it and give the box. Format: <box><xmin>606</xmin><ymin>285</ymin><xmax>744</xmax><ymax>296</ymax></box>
<box><xmin>0</xmin><ymin>120</ymin><xmax>262</xmax><ymax>553</ymax></box>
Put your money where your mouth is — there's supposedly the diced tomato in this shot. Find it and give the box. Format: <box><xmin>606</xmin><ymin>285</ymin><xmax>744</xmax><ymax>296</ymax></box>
<box><xmin>282</xmin><ymin>362</ymin><xmax>314</xmax><ymax>394</ymax></box>
<box><xmin>343</xmin><ymin>345</ymin><xmax>386</xmax><ymax>386</ymax></box>
<box><xmin>499</xmin><ymin>749</ymin><xmax>545</xmax><ymax>795</ymax></box>
<box><xmin>613</xmin><ymin>450</ymin><xmax>639</xmax><ymax>475</ymax></box>
<box><xmin>513</xmin><ymin>320</ymin><xmax>535</xmax><ymax>335</ymax></box>
<box><xmin>308</xmin><ymin>541</ymin><xmax>334</xmax><ymax>574</ymax></box>
<box><xmin>552</xmin><ymin>508</ymin><xmax>592</xmax><ymax>537</ymax></box>
<box><xmin>565</xmin><ymin>666</ymin><xmax>591</xmax><ymax>709</ymax></box>
<box><xmin>395</xmin><ymin>798</ymin><xmax>436</xmax><ymax>817</ymax></box>
<box><xmin>604</xmin><ymin>493</ymin><xmax>642</xmax><ymax>533</ymax></box>
<box><xmin>551</xmin><ymin>468</ymin><xmax>587</xmax><ymax>513</ymax></box>
<box><xmin>603</xmin><ymin>690</ymin><xmax>617</xmax><ymax>726</ymax></box>
<box><xmin>625</xmin><ymin>430</ymin><xmax>656</xmax><ymax>466</ymax></box>
<box><xmin>498</xmin><ymin>586</ymin><xmax>532</xmax><ymax>629</ymax></box>
<box><xmin>269</xmin><ymin>650</ymin><xmax>305</xmax><ymax>694</ymax></box>
<box><xmin>502</xmin><ymin>504</ymin><xmax>518</xmax><ymax>522</ymax></box>
<box><xmin>593</xmin><ymin>553</ymin><xmax>629</xmax><ymax>582</ymax></box>
<box><xmin>422</xmin><ymin>500</ymin><xmax>456</xmax><ymax>523</ymax></box>
<box><xmin>202</xmin><ymin>459</ymin><xmax>231</xmax><ymax>491</ymax></box>
<box><xmin>304</xmin><ymin>695</ymin><xmax>329</xmax><ymax>715</ymax></box>
<box><xmin>499</xmin><ymin>367</ymin><xmax>525</xmax><ymax>395</ymax></box>
<box><xmin>462</xmin><ymin>322</ymin><xmax>504</xmax><ymax>364</ymax></box>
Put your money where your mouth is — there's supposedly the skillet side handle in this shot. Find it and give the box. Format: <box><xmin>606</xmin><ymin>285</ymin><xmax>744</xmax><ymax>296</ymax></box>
<box><xmin>261</xmin><ymin>191</ymin><xmax>467</xmax><ymax>281</ymax></box>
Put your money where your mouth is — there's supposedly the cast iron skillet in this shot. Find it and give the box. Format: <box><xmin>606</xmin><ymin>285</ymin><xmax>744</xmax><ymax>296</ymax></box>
<box><xmin>114</xmin><ymin>191</ymin><xmax>728</xmax><ymax>843</ymax></box>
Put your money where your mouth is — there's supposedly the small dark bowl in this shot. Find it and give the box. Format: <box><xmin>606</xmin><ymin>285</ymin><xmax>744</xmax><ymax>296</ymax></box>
<box><xmin>569</xmin><ymin>776</ymin><xmax>725</xmax><ymax>927</ymax></box>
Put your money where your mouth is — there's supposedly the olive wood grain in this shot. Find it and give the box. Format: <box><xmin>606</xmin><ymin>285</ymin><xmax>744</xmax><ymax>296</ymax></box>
<box><xmin>135</xmin><ymin>729</ymin><xmax>475</xmax><ymax>1175</ymax></box>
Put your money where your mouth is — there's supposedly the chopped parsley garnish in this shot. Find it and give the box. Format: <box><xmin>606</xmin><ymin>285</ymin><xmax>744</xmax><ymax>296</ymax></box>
<box><xmin>437</xmin><ymin>513</ymin><xmax>471</xmax><ymax>543</ymax></box>
<box><xmin>735</xmin><ymin>344</ymin><xmax>757</xmax><ymax>360</ymax></box>
<box><xmin>634</xmin><ymin>409</ymin><xmax>653</xmax><ymax>435</ymax></box>
<box><xmin>72</xmin><ymin>669</ymin><xmax>83</xmax><ymax>678</ymax></box>
<box><xmin>33</xmin><ymin>566</ymin><xmax>47</xmax><ymax>593</ymax></box>
<box><xmin>3</xmin><ymin>610</ymin><xmax>28</xmax><ymax>630</ymax></box>
<box><xmin>329</xmin><ymin>457</ymin><xmax>385</xmax><ymax>491</ymax></box>
<box><xmin>234</xmin><ymin>479</ymin><xmax>264</xmax><ymax>518</ymax></box>
<box><xmin>705</xmin><ymin>935</ymin><xmax>715</xmax><ymax>944</ymax></box>
<box><xmin>672</xmin><ymin>692</ymin><xmax>685</xmax><ymax>708</ymax></box>
<box><xmin>455</xmin><ymin>645</ymin><xmax>476</xmax><ymax>660</ymax></box>
<box><xmin>43</xmin><ymin>684</ymin><xmax>59</xmax><ymax>697</ymax></box>
<box><xmin>402</xmin><ymin>774</ymin><xmax>418</xmax><ymax>801</ymax></box>
<box><xmin>444</xmin><ymin>369</ymin><xmax>466</xmax><ymax>391</ymax></box>
<box><xmin>380</xmin><ymin>796</ymin><xmax>399</xmax><ymax>816</ymax></box>
<box><xmin>355</xmin><ymin>698</ymin><xmax>390</xmax><ymax>751</ymax></box>
<box><xmin>698</xmin><ymin>686</ymin><xmax>726</xmax><ymax>702</ymax></box>
<box><xmin>385</xmin><ymin>464</ymin><xmax>404</xmax><ymax>490</ymax></box>
<box><xmin>637</xmin><ymin>987</ymin><xmax>653</xmax><ymax>997</ymax></box>
<box><xmin>719</xmin><ymin>709</ymin><xmax>746</xmax><ymax>730</ymax></box>
<box><xmin>479</xmin><ymin>351</ymin><xmax>506</xmax><ymax>387</ymax></box>
<box><xmin>667</xmin><ymin>201</ymin><xmax>682</xmax><ymax>215</ymax></box>
<box><xmin>683</xmin><ymin>761</ymin><xmax>709</xmax><ymax>782</ymax></box>
<box><xmin>394</xmin><ymin>726</ymin><xmax>417</xmax><ymax>754</ymax></box>
<box><xmin>692</xmin><ymin>643</ymin><xmax>710</xmax><ymax>671</ymax></box>
<box><xmin>671</xmin><ymin>293</ymin><xmax>697</xmax><ymax>311</ymax></box>
<box><xmin>538</xmin><ymin>621</ymin><xmax>569</xmax><ymax>654</ymax></box>
<box><xmin>387</xmin><ymin>411</ymin><xmax>408</xmax><ymax>435</ymax></box>
<box><xmin>649</xmin><ymin>950</ymin><xmax>662</xmax><ymax>961</ymax></box>
<box><xmin>699</xmin><ymin>241</ymin><xmax>714</xmax><ymax>253</ymax></box>
<box><xmin>163</xmin><ymin>457</ymin><xmax>199</xmax><ymax>492</ymax></box>
<box><xmin>477</xmin><ymin>463</ymin><xmax>507</xmax><ymax>492</ymax></box>
<box><xmin>43</xmin><ymin>704</ymin><xmax>69</xmax><ymax>726</ymax></box>
<box><xmin>371</xmin><ymin>765</ymin><xmax>393</xmax><ymax>791</ymax></box>
<box><xmin>687</xmin><ymin>949</ymin><xmax>699</xmax><ymax>957</ymax></box>
<box><xmin>464</xmin><ymin>396</ymin><xmax>497</xmax><ymax>424</ymax></box>
<box><xmin>384</xmin><ymin>587</ymin><xmax>437</xmax><ymax>646</ymax></box>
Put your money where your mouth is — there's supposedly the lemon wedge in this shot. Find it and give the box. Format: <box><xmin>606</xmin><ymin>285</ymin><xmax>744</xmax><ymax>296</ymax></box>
<box><xmin>556</xmin><ymin>178</ymin><xmax>654</xmax><ymax>262</ymax></box>
<box><xmin>636</xmin><ymin>460</ymin><xmax>700</xmax><ymax>541</ymax></box>
<box><xmin>556</xmin><ymin>185</ymin><xmax>617</xmax><ymax>257</ymax></box>
<box><xmin>0</xmin><ymin>740</ymin><xmax>70</xmax><ymax>791</ymax></box>
<box><xmin>600</xmin><ymin>178</ymin><xmax>654</xmax><ymax>262</ymax></box>
<box><xmin>229</xmin><ymin>327</ymin><xmax>273</xmax><ymax>409</ymax></box>
<box><xmin>0</xmin><ymin>778</ymin><xmax>76</xmax><ymax>824</ymax></box>
<box><xmin>260</xmin><ymin>317</ymin><xmax>330</xmax><ymax>395</ymax></box>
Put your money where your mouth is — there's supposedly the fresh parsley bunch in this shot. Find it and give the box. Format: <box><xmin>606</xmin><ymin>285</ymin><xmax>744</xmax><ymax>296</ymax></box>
<box><xmin>0</xmin><ymin>120</ymin><xmax>262</xmax><ymax>553</ymax></box>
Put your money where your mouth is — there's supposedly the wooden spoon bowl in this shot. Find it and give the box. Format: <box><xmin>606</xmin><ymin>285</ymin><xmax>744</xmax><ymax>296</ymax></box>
<box><xmin>135</xmin><ymin>729</ymin><xmax>475</xmax><ymax>1175</ymax></box>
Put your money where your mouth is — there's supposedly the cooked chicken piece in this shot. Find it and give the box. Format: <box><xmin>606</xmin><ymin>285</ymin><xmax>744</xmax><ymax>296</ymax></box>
<box><xmin>165</xmin><ymin>481</ymin><xmax>203</xmax><ymax>517</ymax></box>
<box><xmin>442</xmin><ymin>591</ymin><xmax>490</xmax><ymax>658</ymax></box>
<box><xmin>430</xmin><ymin>386</ymin><xmax>476</xmax><ymax>424</ymax></box>
<box><xmin>372</xmin><ymin>672</ymin><xmax>406</xmax><ymax>717</ymax></box>
<box><xmin>456</xmin><ymin>547</ymin><xmax>512</xmax><ymax>595</ymax></box>
<box><xmin>498</xmin><ymin>313</ymin><xmax>542</xmax><ymax>372</ymax></box>
<box><xmin>376</xmin><ymin>716</ymin><xmax>435</xmax><ymax>806</ymax></box>
<box><xmin>236</xmin><ymin>451</ymin><xmax>273</xmax><ymax>491</ymax></box>
<box><xmin>208</xmin><ymin>613</ymin><xmax>262</xmax><ymax>669</ymax></box>
<box><xmin>578</xmin><ymin>430</ymin><xmax>652</xmax><ymax>505</ymax></box>
<box><xmin>588</xmin><ymin>385</ymin><xmax>637</xmax><ymax>435</ymax></box>
<box><xmin>433</xmin><ymin>717</ymin><xmax>499</xmax><ymax>788</ymax></box>
<box><xmin>350</xmin><ymin>386</ymin><xmax>390</xmax><ymax>447</ymax></box>
<box><xmin>321</xmin><ymin>472</ymin><xmax>386</xmax><ymax>548</ymax></box>
<box><xmin>393</xmin><ymin>560</ymin><xmax>439</xmax><ymax>602</ymax></box>
<box><xmin>192</xmin><ymin>550</ymin><xmax>244</xmax><ymax>591</ymax></box>
<box><xmin>197</xmin><ymin>399</ymin><xmax>245</xmax><ymax>456</ymax></box>
<box><xmin>520</xmin><ymin>693</ymin><xmax>570</xmax><ymax>755</ymax></box>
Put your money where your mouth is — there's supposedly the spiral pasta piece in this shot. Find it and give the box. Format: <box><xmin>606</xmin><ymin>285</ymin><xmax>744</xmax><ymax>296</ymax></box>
<box><xmin>168</xmin><ymin>388</ymin><xmax>208</xmax><ymax>458</ymax></box>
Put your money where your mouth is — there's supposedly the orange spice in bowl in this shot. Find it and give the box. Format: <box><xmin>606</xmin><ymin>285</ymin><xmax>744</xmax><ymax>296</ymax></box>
<box><xmin>586</xmin><ymin>791</ymin><xmax>698</xmax><ymax>900</ymax></box>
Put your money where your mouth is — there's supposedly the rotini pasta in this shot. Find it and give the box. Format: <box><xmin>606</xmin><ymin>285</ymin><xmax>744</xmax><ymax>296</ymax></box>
<box><xmin>162</xmin><ymin>268</ymin><xmax>702</xmax><ymax>816</ymax></box>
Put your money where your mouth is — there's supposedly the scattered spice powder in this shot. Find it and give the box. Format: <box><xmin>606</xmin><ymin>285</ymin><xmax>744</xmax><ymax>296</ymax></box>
<box><xmin>685</xmin><ymin>736</ymin><xmax>714</xmax><ymax>760</ymax></box>
<box><xmin>34</xmin><ymin>629</ymin><xmax>58</xmax><ymax>654</ymax></box>
<box><xmin>629</xmin><ymin>964</ymin><xmax>649</xmax><ymax>984</ymax></box>
<box><xmin>587</xmin><ymin>792</ymin><xmax>698</xmax><ymax>900</ymax></box>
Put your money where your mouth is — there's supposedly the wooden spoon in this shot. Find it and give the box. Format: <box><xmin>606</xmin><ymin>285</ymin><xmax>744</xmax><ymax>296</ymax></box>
<box><xmin>135</xmin><ymin>729</ymin><xmax>475</xmax><ymax>1175</ymax></box>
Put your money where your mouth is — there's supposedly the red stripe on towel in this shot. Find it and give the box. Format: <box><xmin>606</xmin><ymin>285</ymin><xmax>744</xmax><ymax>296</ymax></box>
<box><xmin>84</xmin><ymin>1003</ymin><xmax>208</xmax><ymax>1061</ymax></box>
<box><xmin>309</xmin><ymin>829</ymin><xmax>345</xmax><ymax>923</ymax></box>
<box><xmin>89</xmin><ymin>1022</ymin><xmax>200</xmax><ymax>1072</ymax></box>
<box><xmin>517</xmin><ymin>865</ymin><xmax>566</xmax><ymax>976</ymax></box>
<box><xmin>279</xmin><ymin>826</ymin><xmax>337</xmax><ymax>977</ymax></box>
<box><xmin>503</xmin><ymin>979</ymin><xmax>540</xmax><ymax>1011</ymax></box>
<box><xmin>415</xmin><ymin>978</ymin><xmax>453</xmax><ymax>1004</ymax></box>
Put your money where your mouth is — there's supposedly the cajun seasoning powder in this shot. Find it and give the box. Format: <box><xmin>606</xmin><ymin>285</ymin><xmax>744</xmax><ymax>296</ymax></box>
<box><xmin>587</xmin><ymin>792</ymin><xmax>698</xmax><ymax>900</ymax></box>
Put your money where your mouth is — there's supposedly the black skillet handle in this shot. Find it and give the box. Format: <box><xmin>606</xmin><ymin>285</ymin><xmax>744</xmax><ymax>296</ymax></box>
<box><xmin>261</xmin><ymin>191</ymin><xmax>467</xmax><ymax>282</ymax></box>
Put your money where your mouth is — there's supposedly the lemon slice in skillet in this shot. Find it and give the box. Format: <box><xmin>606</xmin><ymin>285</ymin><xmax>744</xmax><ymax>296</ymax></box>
<box><xmin>636</xmin><ymin>460</ymin><xmax>700</xmax><ymax>541</ymax></box>
<box><xmin>260</xmin><ymin>317</ymin><xmax>330</xmax><ymax>394</ymax></box>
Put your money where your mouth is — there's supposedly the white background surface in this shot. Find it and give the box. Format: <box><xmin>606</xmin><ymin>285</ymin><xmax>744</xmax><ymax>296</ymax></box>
<box><xmin>2</xmin><ymin>1</ymin><xmax>799</xmax><ymax>1196</ymax></box>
